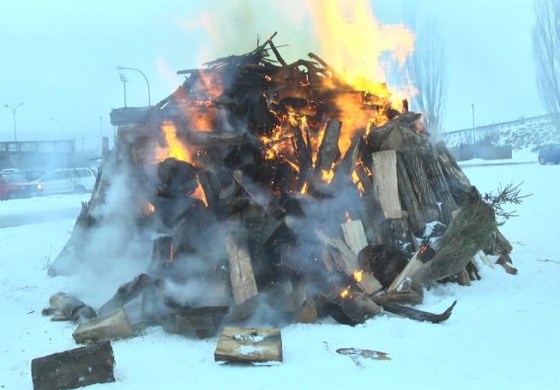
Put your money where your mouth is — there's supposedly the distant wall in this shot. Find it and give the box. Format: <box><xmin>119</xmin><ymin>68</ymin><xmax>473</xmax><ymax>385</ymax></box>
<box><xmin>448</xmin><ymin>144</ymin><xmax>512</xmax><ymax>161</ymax></box>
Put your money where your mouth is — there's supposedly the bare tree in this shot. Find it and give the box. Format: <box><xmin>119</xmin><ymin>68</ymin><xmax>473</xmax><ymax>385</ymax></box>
<box><xmin>406</xmin><ymin>16</ymin><xmax>447</xmax><ymax>138</ymax></box>
<box><xmin>533</xmin><ymin>0</ymin><xmax>560</xmax><ymax>130</ymax></box>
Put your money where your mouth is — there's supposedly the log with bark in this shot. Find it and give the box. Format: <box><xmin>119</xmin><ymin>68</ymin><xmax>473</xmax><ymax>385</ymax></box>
<box><xmin>31</xmin><ymin>341</ymin><xmax>115</xmax><ymax>390</ymax></box>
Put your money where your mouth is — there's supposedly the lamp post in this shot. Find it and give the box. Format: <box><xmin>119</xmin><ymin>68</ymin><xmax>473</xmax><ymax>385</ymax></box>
<box><xmin>50</xmin><ymin>117</ymin><xmax>65</xmax><ymax>138</ymax></box>
<box><xmin>119</xmin><ymin>73</ymin><xmax>128</xmax><ymax>107</ymax></box>
<box><xmin>3</xmin><ymin>103</ymin><xmax>23</xmax><ymax>143</ymax></box>
<box><xmin>471</xmin><ymin>103</ymin><xmax>475</xmax><ymax>144</ymax></box>
<box><xmin>117</xmin><ymin>66</ymin><xmax>151</xmax><ymax>106</ymax></box>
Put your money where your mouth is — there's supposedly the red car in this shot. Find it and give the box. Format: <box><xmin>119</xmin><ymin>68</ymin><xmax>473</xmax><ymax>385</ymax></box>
<box><xmin>0</xmin><ymin>171</ymin><xmax>26</xmax><ymax>200</ymax></box>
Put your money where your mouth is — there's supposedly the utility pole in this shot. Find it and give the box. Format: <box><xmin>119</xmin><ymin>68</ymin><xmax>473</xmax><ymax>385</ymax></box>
<box><xmin>471</xmin><ymin>103</ymin><xmax>475</xmax><ymax>144</ymax></box>
<box><xmin>119</xmin><ymin>73</ymin><xmax>128</xmax><ymax>107</ymax></box>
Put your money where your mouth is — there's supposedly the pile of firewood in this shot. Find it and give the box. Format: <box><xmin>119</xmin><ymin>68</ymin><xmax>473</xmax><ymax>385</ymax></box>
<box><xmin>48</xmin><ymin>36</ymin><xmax>517</xmax><ymax>341</ymax></box>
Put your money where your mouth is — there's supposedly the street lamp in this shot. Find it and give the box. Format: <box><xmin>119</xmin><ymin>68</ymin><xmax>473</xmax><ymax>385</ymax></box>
<box><xmin>117</xmin><ymin>66</ymin><xmax>151</xmax><ymax>106</ymax></box>
<box><xmin>119</xmin><ymin>73</ymin><xmax>128</xmax><ymax>107</ymax></box>
<box><xmin>51</xmin><ymin>117</ymin><xmax>65</xmax><ymax>138</ymax></box>
<box><xmin>3</xmin><ymin>103</ymin><xmax>23</xmax><ymax>143</ymax></box>
<box><xmin>471</xmin><ymin>103</ymin><xmax>475</xmax><ymax>144</ymax></box>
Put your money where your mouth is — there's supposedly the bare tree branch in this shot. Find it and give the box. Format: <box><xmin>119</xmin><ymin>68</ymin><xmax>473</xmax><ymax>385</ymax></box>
<box><xmin>406</xmin><ymin>15</ymin><xmax>447</xmax><ymax>139</ymax></box>
<box><xmin>533</xmin><ymin>0</ymin><xmax>560</xmax><ymax>131</ymax></box>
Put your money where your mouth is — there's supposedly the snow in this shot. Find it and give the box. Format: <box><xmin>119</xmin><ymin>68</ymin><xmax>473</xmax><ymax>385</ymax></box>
<box><xmin>1</xmin><ymin>153</ymin><xmax>560</xmax><ymax>389</ymax></box>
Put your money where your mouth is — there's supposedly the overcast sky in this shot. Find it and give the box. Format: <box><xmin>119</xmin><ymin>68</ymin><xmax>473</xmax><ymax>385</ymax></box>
<box><xmin>0</xmin><ymin>0</ymin><xmax>540</xmax><ymax>149</ymax></box>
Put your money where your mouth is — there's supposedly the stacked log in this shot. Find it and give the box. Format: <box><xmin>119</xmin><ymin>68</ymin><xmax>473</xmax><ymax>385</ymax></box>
<box><xmin>46</xmin><ymin>39</ymin><xmax>515</xmax><ymax>334</ymax></box>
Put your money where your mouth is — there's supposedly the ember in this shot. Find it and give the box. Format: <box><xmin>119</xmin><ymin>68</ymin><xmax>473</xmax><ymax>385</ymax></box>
<box><xmin>47</xmin><ymin>37</ymin><xmax>515</xmax><ymax>340</ymax></box>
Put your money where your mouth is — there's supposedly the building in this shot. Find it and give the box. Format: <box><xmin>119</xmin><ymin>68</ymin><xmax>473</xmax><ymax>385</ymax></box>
<box><xmin>0</xmin><ymin>139</ymin><xmax>76</xmax><ymax>169</ymax></box>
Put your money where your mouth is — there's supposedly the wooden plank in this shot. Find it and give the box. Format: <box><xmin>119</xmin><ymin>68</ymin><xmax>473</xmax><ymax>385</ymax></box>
<box><xmin>214</xmin><ymin>327</ymin><xmax>282</xmax><ymax>363</ymax></box>
<box><xmin>371</xmin><ymin>150</ymin><xmax>402</xmax><ymax>219</ymax></box>
<box><xmin>72</xmin><ymin>307</ymin><xmax>134</xmax><ymax>344</ymax></box>
<box><xmin>31</xmin><ymin>341</ymin><xmax>115</xmax><ymax>390</ymax></box>
<box><xmin>340</xmin><ymin>218</ymin><xmax>368</xmax><ymax>254</ymax></box>
<box><xmin>315</xmin><ymin>230</ymin><xmax>382</xmax><ymax>294</ymax></box>
<box><xmin>225</xmin><ymin>231</ymin><xmax>259</xmax><ymax>305</ymax></box>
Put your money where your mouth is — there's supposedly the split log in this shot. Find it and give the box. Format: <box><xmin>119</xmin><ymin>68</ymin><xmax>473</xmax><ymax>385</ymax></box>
<box><xmin>401</xmin><ymin>150</ymin><xmax>441</xmax><ymax>223</ymax></box>
<box><xmin>435</xmin><ymin>141</ymin><xmax>473</xmax><ymax>206</ymax></box>
<box><xmin>371</xmin><ymin>149</ymin><xmax>402</xmax><ymax>219</ymax></box>
<box><xmin>315</xmin><ymin>119</ymin><xmax>341</xmax><ymax>173</ymax></box>
<box><xmin>358</xmin><ymin>244</ymin><xmax>410</xmax><ymax>290</ymax></box>
<box><xmin>73</xmin><ymin>308</ymin><xmax>134</xmax><ymax>344</ymax></box>
<box><xmin>163</xmin><ymin>306</ymin><xmax>229</xmax><ymax>339</ymax></box>
<box><xmin>224</xmin><ymin>229</ymin><xmax>259</xmax><ymax>305</ymax></box>
<box><xmin>315</xmin><ymin>230</ymin><xmax>382</xmax><ymax>294</ymax></box>
<box><xmin>98</xmin><ymin>274</ymin><xmax>155</xmax><ymax>317</ymax></box>
<box><xmin>232</xmin><ymin>169</ymin><xmax>285</xmax><ymax>219</ymax></box>
<box><xmin>214</xmin><ymin>327</ymin><xmax>283</xmax><ymax>363</ymax></box>
<box><xmin>395</xmin><ymin>153</ymin><xmax>425</xmax><ymax>234</ymax></box>
<box><xmin>340</xmin><ymin>218</ymin><xmax>368</xmax><ymax>255</ymax></box>
<box><xmin>420</xmin><ymin>144</ymin><xmax>459</xmax><ymax>225</ymax></box>
<box><xmin>292</xmin><ymin>125</ymin><xmax>312</xmax><ymax>192</ymax></box>
<box><xmin>31</xmin><ymin>341</ymin><xmax>115</xmax><ymax>390</ymax></box>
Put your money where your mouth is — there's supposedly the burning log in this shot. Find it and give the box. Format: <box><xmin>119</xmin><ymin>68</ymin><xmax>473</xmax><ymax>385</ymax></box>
<box><xmin>45</xmin><ymin>39</ymin><xmax>517</xmax><ymax>338</ymax></box>
<box><xmin>316</xmin><ymin>230</ymin><xmax>382</xmax><ymax>295</ymax></box>
<box><xmin>31</xmin><ymin>341</ymin><xmax>115</xmax><ymax>390</ymax></box>
<box><xmin>314</xmin><ymin>119</ymin><xmax>342</xmax><ymax>174</ymax></box>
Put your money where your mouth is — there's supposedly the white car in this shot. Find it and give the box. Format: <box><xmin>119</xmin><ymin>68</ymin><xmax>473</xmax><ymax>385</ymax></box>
<box><xmin>28</xmin><ymin>168</ymin><xmax>97</xmax><ymax>196</ymax></box>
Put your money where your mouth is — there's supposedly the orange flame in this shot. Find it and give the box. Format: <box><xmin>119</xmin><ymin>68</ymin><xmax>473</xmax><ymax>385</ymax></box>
<box><xmin>160</xmin><ymin>121</ymin><xmax>192</xmax><ymax>162</ymax></box>
<box><xmin>157</xmin><ymin>121</ymin><xmax>208</xmax><ymax>206</ymax></box>
<box><xmin>308</xmin><ymin>0</ymin><xmax>415</xmax><ymax>102</ymax></box>
<box><xmin>352</xmin><ymin>269</ymin><xmax>364</xmax><ymax>283</ymax></box>
<box><xmin>340</xmin><ymin>286</ymin><xmax>351</xmax><ymax>299</ymax></box>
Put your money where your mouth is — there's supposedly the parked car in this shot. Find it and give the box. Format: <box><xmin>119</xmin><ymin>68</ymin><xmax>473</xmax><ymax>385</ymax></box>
<box><xmin>538</xmin><ymin>144</ymin><xmax>560</xmax><ymax>164</ymax></box>
<box><xmin>0</xmin><ymin>171</ymin><xmax>27</xmax><ymax>200</ymax></box>
<box><xmin>23</xmin><ymin>168</ymin><xmax>97</xmax><ymax>196</ymax></box>
<box><xmin>20</xmin><ymin>169</ymin><xmax>47</xmax><ymax>181</ymax></box>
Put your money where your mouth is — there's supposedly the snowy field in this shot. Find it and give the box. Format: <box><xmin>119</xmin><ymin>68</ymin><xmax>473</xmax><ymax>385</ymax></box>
<box><xmin>1</xmin><ymin>152</ymin><xmax>559</xmax><ymax>389</ymax></box>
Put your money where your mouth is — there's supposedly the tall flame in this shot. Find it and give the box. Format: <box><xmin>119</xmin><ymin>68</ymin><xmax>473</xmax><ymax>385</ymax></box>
<box><xmin>161</xmin><ymin>121</ymin><xmax>192</xmax><ymax>162</ymax></box>
<box><xmin>157</xmin><ymin>121</ymin><xmax>208</xmax><ymax>206</ymax></box>
<box><xmin>307</xmin><ymin>0</ymin><xmax>415</xmax><ymax>102</ymax></box>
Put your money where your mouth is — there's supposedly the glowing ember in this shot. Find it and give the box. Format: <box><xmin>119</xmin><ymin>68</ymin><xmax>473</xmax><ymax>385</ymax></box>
<box><xmin>340</xmin><ymin>286</ymin><xmax>351</xmax><ymax>299</ymax></box>
<box><xmin>352</xmin><ymin>269</ymin><xmax>364</xmax><ymax>283</ymax></box>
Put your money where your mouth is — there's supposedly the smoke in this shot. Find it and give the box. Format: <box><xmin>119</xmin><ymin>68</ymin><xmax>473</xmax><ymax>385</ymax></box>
<box><xmin>65</xmin><ymin>161</ymin><xmax>156</xmax><ymax>305</ymax></box>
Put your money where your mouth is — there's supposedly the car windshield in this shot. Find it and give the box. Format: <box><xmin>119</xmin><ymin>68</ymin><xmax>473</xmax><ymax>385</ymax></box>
<box><xmin>3</xmin><ymin>172</ymin><xmax>26</xmax><ymax>182</ymax></box>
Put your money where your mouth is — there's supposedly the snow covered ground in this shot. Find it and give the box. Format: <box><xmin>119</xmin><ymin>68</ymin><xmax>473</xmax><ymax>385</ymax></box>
<box><xmin>1</xmin><ymin>152</ymin><xmax>559</xmax><ymax>389</ymax></box>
